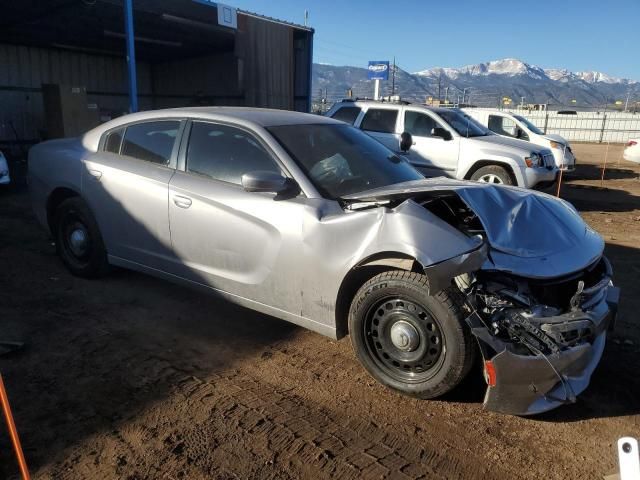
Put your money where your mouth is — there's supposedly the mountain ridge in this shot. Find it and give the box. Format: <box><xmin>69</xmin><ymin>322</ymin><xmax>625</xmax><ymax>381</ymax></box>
<box><xmin>313</xmin><ymin>58</ymin><xmax>639</xmax><ymax>108</ymax></box>
<box><xmin>413</xmin><ymin>58</ymin><xmax>637</xmax><ymax>85</ymax></box>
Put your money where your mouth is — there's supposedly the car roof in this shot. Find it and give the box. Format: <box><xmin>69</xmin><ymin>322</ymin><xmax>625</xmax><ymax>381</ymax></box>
<box><xmin>114</xmin><ymin>107</ymin><xmax>340</xmax><ymax>127</ymax></box>
<box><xmin>463</xmin><ymin>108</ymin><xmax>515</xmax><ymax>116</ymax></box>
<box><xmin>340</xmin><ymin>100</ymin><xmax>459</xmax><ymax>115</ymax></box>
<box><xmin>83</xmin><ymin>107</ymin><xmax>341</xmax><ymax>151</ymax></box>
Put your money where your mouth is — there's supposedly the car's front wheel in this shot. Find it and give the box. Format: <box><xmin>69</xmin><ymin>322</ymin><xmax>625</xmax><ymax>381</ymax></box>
<box><xmin>54</xmin><ymin>197</ymin><xmax>110</xmax><ymax>278</ymax></box>
<box><xmin>348</xmin><ymin>271</ymin><xmax>475</xmax><ymax>399</ymax></box>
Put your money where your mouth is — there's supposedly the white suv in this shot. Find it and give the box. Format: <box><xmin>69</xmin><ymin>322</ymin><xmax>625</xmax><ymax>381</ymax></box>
<box><xmin>326</xmin><ymin>100</ymin><xmax>557</xmax><ymax>188</ymax></box>
<box><xmin>462</xmin><ymin>108</ymin><xmax>576</xmax><ymax>171</ymax></box>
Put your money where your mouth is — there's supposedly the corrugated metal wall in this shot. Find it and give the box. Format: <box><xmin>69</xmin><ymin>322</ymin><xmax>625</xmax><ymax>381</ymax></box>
<box><xmin>151</xmin><ymin>52</ymin><xmax>244</xmax><ymax>109</ymax></box>
<box><xmin>0</xmin><ymin>44</ymin><xmax>153</xmax><ymax>145</ymax></box>
<box><xmin>236</xmin><ymin>14</ymin><xmax>294</xmax><ymax>110</ymax></box>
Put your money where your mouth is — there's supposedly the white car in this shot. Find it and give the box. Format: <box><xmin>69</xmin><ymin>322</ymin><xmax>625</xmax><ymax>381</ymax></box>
<box><xmin>0</xmin><ymin>151</ymin><xmax>10</xmax><ymax>185</ymax></box>
<box><xmin>623</xmin><ymin>139</ymin><xmax>640</xmax><ymax>164</ymax></box>
<box><xmin>463</xmin><ymin>108</ymin><xmax>576</xmax><ymax>171</ymax></box>
<box><xmin>326</xmin><ymin>100</ymin><xmax>557</xmax><ymax>188</ymax></box>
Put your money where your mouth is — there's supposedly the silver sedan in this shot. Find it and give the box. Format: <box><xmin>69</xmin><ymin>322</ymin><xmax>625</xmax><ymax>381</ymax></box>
<box><xmin>28</xmin><ymin>107</ymin><xmax>618</xmax><ymax>415</ymax></box>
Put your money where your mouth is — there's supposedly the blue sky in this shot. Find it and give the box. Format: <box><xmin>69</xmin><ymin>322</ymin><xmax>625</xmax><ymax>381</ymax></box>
<box><xmin>229</xmin><ymin>0</ymin><xmax>640</xmax><ymax>80</ymax></box>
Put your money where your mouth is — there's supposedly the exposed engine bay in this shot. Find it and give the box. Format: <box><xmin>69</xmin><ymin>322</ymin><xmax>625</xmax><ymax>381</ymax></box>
<box><xmin>421</xmin><ymin>192</ymin><xmax>619</xmax><ymax>414</ymax></box>
<box><xmin>456</xmin><ymin>257</ymin><xmax>614</xmax><ymax>355</ymax></box>
<box><xmin>420</xmin><ymin>192</ymin><xmax>614</xmax><ymax>357</ymax></box>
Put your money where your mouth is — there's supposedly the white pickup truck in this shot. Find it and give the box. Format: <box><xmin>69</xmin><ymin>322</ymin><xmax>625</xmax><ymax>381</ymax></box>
<box><xmin>326</xmin><ymin>100</ymin><xmax>558</xmax><ymax>188</ymax></box>
<box><xmin>462</xmin><ymin>108</ymin><xmax>576</xmax><ymax>171</ymax></box>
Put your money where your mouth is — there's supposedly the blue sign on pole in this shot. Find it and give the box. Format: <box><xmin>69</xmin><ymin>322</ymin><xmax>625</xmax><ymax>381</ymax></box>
<box><xmin>368</xmin><ymin>61</ymin><xmax>390</xmax><ymax>81</ymax></box>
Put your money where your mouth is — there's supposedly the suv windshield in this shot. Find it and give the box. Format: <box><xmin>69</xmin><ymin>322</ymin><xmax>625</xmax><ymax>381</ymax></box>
<box><xmin>438</xmin><ymin>109</ymin><xmax>489</xmax><ymax>137</ymax></box>
<box><xmin>267</xmin><ymin>124</ymin><xmax>422</xmax><ymax>199</ymax></box>
<box><xmin>514</xmin><ymin>115</ymin><xmax>544</xmax><ymax>135</ymax></box>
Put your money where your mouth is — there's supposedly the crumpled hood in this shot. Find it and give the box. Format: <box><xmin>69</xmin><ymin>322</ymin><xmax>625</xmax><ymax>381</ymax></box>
<box><xmin>344</xmin><ymin>179</ymin><xmax>604</xmax><ymax>278</ymax></box>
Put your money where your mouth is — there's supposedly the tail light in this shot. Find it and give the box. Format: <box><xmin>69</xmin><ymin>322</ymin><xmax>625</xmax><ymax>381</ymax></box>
<box><xmin>627</xmin><ymin>140</ymin><xmax>638</xmax><ymax>147</ymax></box>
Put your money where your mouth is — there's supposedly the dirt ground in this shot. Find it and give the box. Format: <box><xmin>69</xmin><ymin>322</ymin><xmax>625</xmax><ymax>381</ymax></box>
<box><xmin>1</xmin><ymin>143</ymin><xmax>638</xmax><ymax>480</ymax></box>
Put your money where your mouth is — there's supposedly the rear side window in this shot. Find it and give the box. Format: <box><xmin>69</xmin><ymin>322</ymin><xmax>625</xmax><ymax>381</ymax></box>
<box><xmin>104</xmin><ymin>128</ymin><xmax>124</xmax><ymax>153</ymax></box>
<box><xmin>186</xmin><ymin>122</ymin><xmax>281</xmax><ymax>185</ymax></box>
<box><xmin>360</xmin><ymin>109</ymin><xmax>398</xmax><ymax>133</ymax></box>
<box><xmin>121</xmin><ymin>121</ymin><xmax>180</xmax><ymax>165</ymax></box>
<box><xmin>331</xmin><ymin>106</ymin><xmax>361</xmax><ymax>125</ymax></box>
<box><xmin>404</xmin><ymin>111</ymin><xmax>437</xmax><ymax>137</ymax></box>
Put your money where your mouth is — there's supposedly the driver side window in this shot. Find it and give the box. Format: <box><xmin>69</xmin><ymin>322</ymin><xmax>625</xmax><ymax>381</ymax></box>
<box><xmin>404</xmin><ymin>111</ymin><xmax>437</xmax><ymax>137</ymax></box>
<box><xmin>186</xmin><ymin>122</ymin><xmax>281</xmax><ymax>185</ymax></box>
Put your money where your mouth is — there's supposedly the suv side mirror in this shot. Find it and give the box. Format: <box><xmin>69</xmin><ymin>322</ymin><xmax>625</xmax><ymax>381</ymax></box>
<box><xmin>241</xmin><ymin>171</ymin><xmax>295</xmax><ymax>194</ymax></box>
<box><xmin>432</xmin><ymin>127</ymin><xmax>452</xmax><ymax>141</ymax></box>
<box><xmin>399</xmin><ymin>132</ymin><xmax>413</xmax><ymax>152</ymax></box>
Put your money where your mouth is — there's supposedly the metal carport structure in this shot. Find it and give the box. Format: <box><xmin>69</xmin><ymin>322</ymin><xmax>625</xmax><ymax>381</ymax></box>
<box><xmin>0</xmin><ymin>0</ymin><xmax>313</xmax><ymax>149</ymax></box>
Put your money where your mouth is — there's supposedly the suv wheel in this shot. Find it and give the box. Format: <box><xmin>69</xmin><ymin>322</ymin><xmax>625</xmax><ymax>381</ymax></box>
<box><xmin>470</xmin><ymin>165</ymin><xmax>514</xmax><ymax>185</ymax></box>
<box><xmin>348</xmin><ymin>271</ymin><xmax>475</xmax><ymax>399</ymax></box>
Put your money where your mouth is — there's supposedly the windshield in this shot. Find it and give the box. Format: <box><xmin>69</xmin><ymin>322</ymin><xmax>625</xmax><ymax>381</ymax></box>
<box><xmin>267</xmin><ymin>124</ymin><xmax>423</xmax><ymax>199</ymax></box>
<box><xmin>437</xmin><ymin>109</ymin><xmax>490</xmax><ymax>137</ymax></box>
<box><xmin>514</xmin><ymin>115</ymin><xmax>544</xmax><ymax>135</ymax></box>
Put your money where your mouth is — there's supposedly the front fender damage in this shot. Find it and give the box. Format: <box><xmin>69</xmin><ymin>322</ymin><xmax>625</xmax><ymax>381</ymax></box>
<box><xmin>343</xmin><ymin>180</ymin><xmax>620</xmax><ymax>415</ymax></box>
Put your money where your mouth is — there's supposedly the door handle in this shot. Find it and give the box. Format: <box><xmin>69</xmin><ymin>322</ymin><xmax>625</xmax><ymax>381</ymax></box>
<box><xmin>173</xmin><ymin>195</ymin><xmax>192</xmax><ymax>209</ymax></box>
<box><xmin>88</xmin><ymin>169</ymin><xmax>102</xmax><ymax>180</ymax></box>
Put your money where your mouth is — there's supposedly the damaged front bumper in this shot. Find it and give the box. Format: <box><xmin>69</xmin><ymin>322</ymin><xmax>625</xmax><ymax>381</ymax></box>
<box><xmin>466</xmin><ymin>282</ymin><xmax>619</xmax><ymax>416</ymax></box>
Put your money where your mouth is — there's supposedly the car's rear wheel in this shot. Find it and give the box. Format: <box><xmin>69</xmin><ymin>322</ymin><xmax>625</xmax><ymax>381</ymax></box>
<box><xmin>54</xmin><ymin>197</ymin><xmax>109</xmax><ymax>278</ymax></box>
<box><xmin>470</xmin><ymin>165</ymin><xmax>513</xmax><ymax>185</ymax></box>
<box><xmin>348</xmin><ymin>271</ymin><xmax>475</xmax><ymax>399</ymax></box>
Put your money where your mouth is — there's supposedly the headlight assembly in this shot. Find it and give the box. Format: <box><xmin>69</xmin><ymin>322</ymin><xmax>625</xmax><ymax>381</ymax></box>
<box><xmin>524</xmin><ymin>152</ymin><xmax>541</xmax><ymax>168</ymax></box>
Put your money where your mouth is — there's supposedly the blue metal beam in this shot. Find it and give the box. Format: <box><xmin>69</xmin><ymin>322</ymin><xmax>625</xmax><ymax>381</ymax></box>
<box><xmin>124</xmin><ymin>0</ymin><xmax>138</xmax><ymax>112</ymax></box>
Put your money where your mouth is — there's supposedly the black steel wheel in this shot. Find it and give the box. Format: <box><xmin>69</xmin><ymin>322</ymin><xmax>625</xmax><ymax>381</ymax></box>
<box><xmin>54</xmin><ymin>197</ymin><xmax>109</xmax><ymax>278</ymax></box>
<box><xmin>349</xmin><ymin>271</ymin><xmax>475</xmax><ymax>399</ymax></box>
<box><xmin>364</xmin><ymin>297</ymin><xmax>445</xmax><ymax>383</ymax></box>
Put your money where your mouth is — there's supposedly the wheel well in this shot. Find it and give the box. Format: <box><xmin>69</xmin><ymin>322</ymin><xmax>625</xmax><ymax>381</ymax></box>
<box><xmin>334</xmin><ymin>253</ymin><xmax>420</xmax><ymax>339</ymax></box>
<box><xmin>46</xmin><ymin>187</ymin><xmax>79</xmax><ymax>233</ymax></box>
<box><xmin>464</xmin><ymin>161</ymin><xmax>517</xmax><ymax>184</ymax></box>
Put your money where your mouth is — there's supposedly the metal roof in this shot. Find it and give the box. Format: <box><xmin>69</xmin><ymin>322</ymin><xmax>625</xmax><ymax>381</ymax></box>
<box><xmin>0</xmin><ymin>0</ymin><xmax>311</xmax><ymax>63</ymax></box>
<box><xmin>238</xmin><ymin>9</ymin><xmax>314</xmax><ymax>33</ymax></box>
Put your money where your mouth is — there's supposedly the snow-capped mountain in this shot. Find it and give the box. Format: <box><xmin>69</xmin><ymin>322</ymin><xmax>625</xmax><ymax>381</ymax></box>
<box><xmin>313</xmin><ymin>58</ymin><xmax>639</xmax><ymax>108</ymax></box>
<box><xmin>415</xmin><ymin>59</ymin><xmax>547</xmax><ymax>81</ymax></box>
<box><xmin>414</xmin><ymin>58</ymin><xmax>635</xmax><ymax>85</ymax></box>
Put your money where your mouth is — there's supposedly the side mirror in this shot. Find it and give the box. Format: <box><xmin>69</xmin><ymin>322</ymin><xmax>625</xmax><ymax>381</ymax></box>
<box><xmin>241</xmin><ymin>171</ymin><xmax>294</xmax><ymax>194</ymax></box>
<box><xmin>399</xmin><ymin>132</ymin><xmax>413</xmax><ymax>152</ymax></box>
<box><xmin>432</xmin><ymin>127</ymin><xmax>452</xmax><ymax>141</ymax></box>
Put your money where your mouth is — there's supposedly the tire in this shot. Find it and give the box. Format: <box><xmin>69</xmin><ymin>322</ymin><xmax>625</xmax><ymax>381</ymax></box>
<box><xmin>470</xmin><ymin>165</ymin><xmax>514</xmax><ymax>185</ymax></box>
<box><xmin>348</xmin><ymin>271</ymin><xmax>475</xmax><ymax>399</ymax></box>
<box><xmin>54</xmin><ymin>197</ymin><xmax>109</xmax><ymax>278</ymax></box>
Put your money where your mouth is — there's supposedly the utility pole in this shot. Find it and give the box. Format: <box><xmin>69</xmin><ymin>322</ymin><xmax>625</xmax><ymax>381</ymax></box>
<box><xmin>437</xmin><ymin>73</ymin><xmax>442</xmax><ymax>102</ymax></box>
<box><xmin>624</xmin><ymin>91</ymin><xmax>631</xmax><ymax>112</ymax></box>
<box><xmin>444</xmin><ymin>86</ymin><xmax>449</xmax><ymax>104</ymax></box>
<box><xmin>520</xmin><ymin>96</ymin><xmax>525</xmax><ymax>109</ymax></box>
<box><xmin>391</xmin><ymin>57</ymin><xmax>396</xmax><ymax>96</ymax></box>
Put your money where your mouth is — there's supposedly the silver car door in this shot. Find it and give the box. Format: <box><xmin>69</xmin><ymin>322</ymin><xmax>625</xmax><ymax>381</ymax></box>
<box><xmin>82</xmin><ymin>119</ymin><xmax>183</xmax><ymax>271</ymax></box>
<box><xmin>402</xmin><ymin>109</ymin><xmax>459</xmax><ymax>177</ymax></box>
<box><xmin>167</xmin><ymin>120</ymin><xmax>305</xmax><ymax>314</ymax></box>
